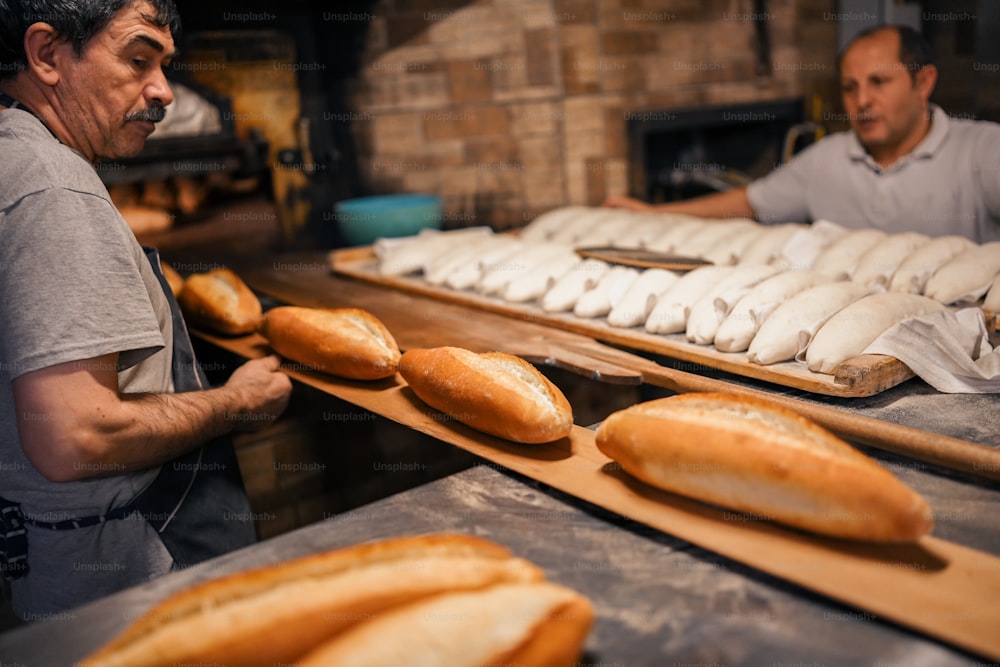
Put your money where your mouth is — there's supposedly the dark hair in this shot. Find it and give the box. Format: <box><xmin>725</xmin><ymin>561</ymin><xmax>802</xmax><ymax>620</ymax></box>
<box><xmin>838</xmin><ymin>24</ymin><xmax>935</xmax><ymax>81</ymax></box>
<box><xmin>0</xmin><ymin>0</ymin><xmax>181</xmax><ymax>81</ymax></box>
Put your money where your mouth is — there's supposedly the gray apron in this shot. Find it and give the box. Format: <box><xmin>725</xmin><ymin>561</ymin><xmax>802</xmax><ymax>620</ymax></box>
<box><xmin>128</xmin><ymin>246</ymin><xmax>258</xmax><ymax>567</ymax></box>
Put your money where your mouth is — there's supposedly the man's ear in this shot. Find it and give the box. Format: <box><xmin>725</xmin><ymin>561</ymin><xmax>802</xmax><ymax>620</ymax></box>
<box><xmin>915</xmin><ymin>63</ymin><xmax>938</xmax><ymax>101</ymax></box>
<box><xmin>23</xmin><ymin>22</ymin><xmax>63</xmax><ymax>86</ymax></box>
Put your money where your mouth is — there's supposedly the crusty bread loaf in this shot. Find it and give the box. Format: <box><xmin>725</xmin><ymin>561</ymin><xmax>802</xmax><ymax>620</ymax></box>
<box><xmin>398</xmin><ymin>346</ymin><xmax>573</xmax><ymax>443</ymax></box>
<box><xmin>177</xmin><ymin>267</ymin><xmax>262</xmax><ymax>335</ymax></box>
<box><xmin>298</xmin><ymin>581</ymin><xmax>595</xmax><ymax>667</ymax></box>
<box><xmin>140</xmin><ymin>178</ymin><xmax>175</xmax><ymax>210</ymax></box>
<box><xmin>158</xmin><ymin>260</ymin><xmax>184</xmax><ymax>298</ymax></box>
<box><xmin>259</xmin><ymin>306</ymin><xmax>400</xmax><ymax>380</ymax></box>
<box><xmin>595</xmin><ymin>392</ymin><xmax>933</xmax><ymax>542</ymax></box>
<box><xmin>118</xmin><ymin>203</ymin><xmax>173</xmax><ymax>236</ymax></box>
<box><xmin>173</xmin><ymin>175</ymin><xmax>210</xmax><ymax>215</ymax></box>
<box><xmin>80</xmin><ymin>534</ymin><xmax>548</xmax><ymax>667</ymax></box>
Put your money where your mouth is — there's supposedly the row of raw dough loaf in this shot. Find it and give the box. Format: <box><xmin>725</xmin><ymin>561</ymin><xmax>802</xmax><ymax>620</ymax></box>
<box><xmin>376</xmin><ymin>206</ymin><xmax>1000</xmax><ymax>375</ymax></box>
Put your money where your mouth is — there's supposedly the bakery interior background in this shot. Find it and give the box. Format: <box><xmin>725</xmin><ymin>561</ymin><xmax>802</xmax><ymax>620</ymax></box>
<box><xmin>120</xmin><ymin>0</ymin><xmax>999</xmax><ymax>250</ymax></box>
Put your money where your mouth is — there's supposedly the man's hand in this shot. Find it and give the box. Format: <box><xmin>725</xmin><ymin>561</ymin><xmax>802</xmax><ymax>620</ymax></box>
<box><xmin>223</xmin><ymin>355</ymin><xmax>292</xmax><ymax>432</ymax></box>
<box><xmin>603</xmin><ymin>195</ymin><xmax>655</xmax><ymax>212</ymax></box>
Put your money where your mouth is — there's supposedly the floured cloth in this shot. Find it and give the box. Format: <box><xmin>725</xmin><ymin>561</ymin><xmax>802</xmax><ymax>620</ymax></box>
<box><xmin>864</xmin><ymin>307</ymin><xmax>1000</xmax><ymax>393</ymax></box>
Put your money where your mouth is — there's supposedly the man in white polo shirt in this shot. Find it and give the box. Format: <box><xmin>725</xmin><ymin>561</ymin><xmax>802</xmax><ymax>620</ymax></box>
<box><xmin>607</xmin><ymin>25</ymin><xmax>1000</xmax><ymax>244</ymax></box>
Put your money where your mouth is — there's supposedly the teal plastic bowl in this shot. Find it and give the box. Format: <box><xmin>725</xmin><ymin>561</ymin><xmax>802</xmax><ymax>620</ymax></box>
<box><xmin>334</xmin><ymin>194</ymin><xmax>443</xmax><ymax>246</ymax></box>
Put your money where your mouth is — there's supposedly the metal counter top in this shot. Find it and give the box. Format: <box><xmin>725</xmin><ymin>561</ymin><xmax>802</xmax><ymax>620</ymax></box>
<box><xmin>1</xmin><ymin>460</ymin><xmax>995</xmax><ymax>666</ymax></box>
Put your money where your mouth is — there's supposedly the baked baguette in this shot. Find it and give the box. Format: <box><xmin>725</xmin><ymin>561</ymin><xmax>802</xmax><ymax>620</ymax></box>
<box><xmin>118</xmin><ymin>203</ymin><xmax>173</xmax><ymax>236</ymax></box>
<box><xmin>173</xmin><ymin>175</ymin><xmax>210</xmax><ymax>215</ymax></box>
<box><xmin>80</xmin><ymin>534</ymin><xmax>545</xmax><ymax>667</ymax></box>
<box><xmin>140</xmin><ymin>178</ymin><xmax>175</xmax><ymax>210</ymax></box>
<box><xmin>298</xmin><ymin>581</ymin><xmax>594</xmax><ymax>667</ymax></box>
<box><xmin>260</xmin><ymin>306</ymin><xmax>400</xmax><ymax>380</ymax></box>
<box><xmin>398</xmin><ymin>346</ymin><xmax>573</xmax><ymax>443</ymax></box>
<box><xmin>177</xmin><ymin>268</ymin><xmax>262</xmax><ymax>335</ymax></box>
<box><xmin>595</xmin><ymin>392</ymin><xmax>934</xmax><ymax>542</ymax></box>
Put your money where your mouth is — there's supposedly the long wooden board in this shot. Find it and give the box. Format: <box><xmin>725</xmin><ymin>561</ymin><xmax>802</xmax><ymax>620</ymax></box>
<box><xmin>329</xmin><ymin>246</ymin><xmax>915</xmax><ymax>398</ymax></box>
<box><xmin>235</xmin><ymin>258</ymin><xmax>1000</xmax><ymax>481</ymax></box>
<box><xmin>194</xmin><ymin>329</ymin><xmax>1000</xmax><ymax>662</ymax></box>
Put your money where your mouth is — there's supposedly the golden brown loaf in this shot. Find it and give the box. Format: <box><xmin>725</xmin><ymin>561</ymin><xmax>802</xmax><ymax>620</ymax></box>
<box><xmin>259</xmin><ymin>306</ymin><xmax>401</xmax><ymax>380</ymax></box>
<box><xmin>80</xmin><ymin>533</ymin><xmax>566</xmax><ymax>667</ymax></box>
<box><xmin>117</xmin><ymin>203</ymin><xmax>173</xmax><ymax>236</ymax></box>
<box><xmin>595</xmin><ymin>392</ymin><xmax>933</xmax><ymax>542</ymax></box>
<box><xmin>298</xmin><ymin>581</ymin><xmax>595</xmax><ymax>667</ymax></box>
<box><xmin>398</xmin><ymin>346</ymin><xmax>574</xmax><ymax>443</ymax></box>
<box><xmin>177</xmin><ymin>267</ymin><xmax>262</xmax><ymax>335</ymax></box>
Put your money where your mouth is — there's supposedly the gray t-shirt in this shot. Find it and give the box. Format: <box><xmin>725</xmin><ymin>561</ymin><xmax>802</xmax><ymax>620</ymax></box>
<box><xmin>0</xmin><ymin>109</ymin><xmax>175</xmax><ymax>619</ymax></box>
<box><xmin>746</xmin><ymin>105</ymin><xmax>1000</xmax><ymax>243</ymax></box>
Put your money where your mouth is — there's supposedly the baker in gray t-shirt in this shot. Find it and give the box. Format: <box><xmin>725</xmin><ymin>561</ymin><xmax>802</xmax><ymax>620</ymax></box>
<box><xmin>0</xmin><ymin>0</ymin><xmax>291</xmax><ymax>619</ymax></box>
<box><xmin>746</xmin><ymin>104</ymin><xmax>1000</xmax><ymax>242</ymax></box>
<box><xmin>605</xmin><ymin>25</ymin><xmax>1000</xmax><ymax>244</ymax></box>
<box><xmin>0</xmin><ymin>109</ymin><xmax>180</xmax><ymax>618</ymax></box>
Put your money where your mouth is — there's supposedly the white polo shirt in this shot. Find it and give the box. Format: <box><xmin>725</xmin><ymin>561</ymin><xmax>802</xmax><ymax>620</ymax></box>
<box><xmin>746</xmin><ymin>105</ymin><xmax>1000</xmax><ymax>243</ymax></box>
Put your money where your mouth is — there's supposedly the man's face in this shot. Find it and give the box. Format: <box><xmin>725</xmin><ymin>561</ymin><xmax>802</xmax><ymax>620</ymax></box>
<box><xmin>52</xmin><ymin>1</ymin><xmax>175</xmax><ymax>160</ymax></box>
<box><xmin>839</xmin><ymin>30</ymin><xmax>934</xmax><ymax>156</ymax></box>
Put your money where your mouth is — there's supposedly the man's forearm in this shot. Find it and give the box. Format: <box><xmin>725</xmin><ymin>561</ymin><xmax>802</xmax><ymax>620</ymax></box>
<box><xmin>23</xmin><ymin>384</ymin><xmax>249</xmax><ymax>481</ymax></box>
<box><xmin>82</xmin><ymin>386</ymin><xmax>251</xmax><ymax>475</ymax></box>
<box><xmin>607</xmin><ymin>188</ymin><xmax>756</xmax><ymax>219</ymax></box>
<box><xmin>650</xmin><ymin>188</ymin><xmax>755</xmax><ymax>219</ymax></box>
<box><xmin>14</xmin><ymin>354</ymin><xmax>290</xmax><ymax>482</ymax></box>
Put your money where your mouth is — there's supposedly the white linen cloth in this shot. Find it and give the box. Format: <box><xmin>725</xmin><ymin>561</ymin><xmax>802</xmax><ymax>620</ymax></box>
<box><xmin>864</xmin><ymin>307</ymin><xmax>1000</xmax><ymax>393</ymax></box>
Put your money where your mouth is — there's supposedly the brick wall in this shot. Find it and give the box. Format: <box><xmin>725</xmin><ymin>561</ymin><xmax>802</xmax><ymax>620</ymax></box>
<box><xmin>347</xmin><ymin>0</ymin><xmax>838</xmax><ymax>229</ymax></box>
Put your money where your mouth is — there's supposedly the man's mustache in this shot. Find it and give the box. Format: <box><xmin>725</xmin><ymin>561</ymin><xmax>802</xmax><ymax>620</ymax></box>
<box><xmin>125</xmin><ymin>104</ymin><xmax>167</xmax><ymax>123</ymax></box>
